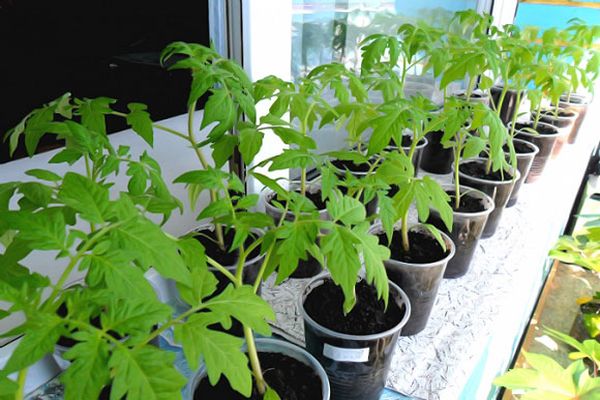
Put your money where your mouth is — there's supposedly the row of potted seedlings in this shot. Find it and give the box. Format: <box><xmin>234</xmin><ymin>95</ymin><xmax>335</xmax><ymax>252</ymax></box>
<box><xmin>0</xmin><ymin>11</ymin><xmax>598</xmax><ymax>400</ymax></box>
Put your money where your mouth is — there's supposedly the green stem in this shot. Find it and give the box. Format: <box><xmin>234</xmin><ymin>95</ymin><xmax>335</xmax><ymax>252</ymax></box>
<box><xmin>252</xmin><ymin>243</ymin><xmax>275</xmax><ymax>294</ymax></box>
<box><xmin>466</xmin><ymin>76</ymin><xmax>476</xmax><ymax>101</ymax></box>
<box><xmin>508</xmin><ymin>91</ymin><xmax>523</xmax><ymax>139</ymax></box>
<box><xmin>154</xmin><ymin>124</ymin><xmax>190</xmax><ymax>141</ymax></box>
<box><xmin>15</xmin><ymin>368</ymin><xmax>27</xmax><ymax>400</ymax></box>
<box><xmin>244</xmin><ymin>326</ymin><xmax>266</xmax><ymax>394</ymax></box>
<box><xmin>532</xmin><ymin>100</ymin><xmax>543</xmax><ymax>130</ymax></box>
<box><xmin>206</xmin><ymin>257</ymin><xmax>237</xmax><ymax>284</ymax></box>
<box><xmin>454</xmin><ymin>136</ymin><xmax>462</xmax><ymax>210</ymax></box>
<box><xmin>401</xmin><ymin>210</ymin><xmax>410</xmax><ymax>252</ymax></box>
<box><xmin>186</xmin><ymin>102</ymin><xmax>225</xmax><ymax>250</ymax></box>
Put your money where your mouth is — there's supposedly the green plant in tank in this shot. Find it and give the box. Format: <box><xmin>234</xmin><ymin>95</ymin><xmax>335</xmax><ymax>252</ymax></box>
<box><xmin>0</xmin><ymin>91</ymin><xmax>275</xmax><ymax>399</ymax></box>
<box><xmin>494</xmin><ymin>328</ymin><xmax>600</xmax><ymax>399</ymax></box>
<box><xmin>550</xmin><ymin>214</ymin><xmax>600</xmax><ymax>272</ymax></box>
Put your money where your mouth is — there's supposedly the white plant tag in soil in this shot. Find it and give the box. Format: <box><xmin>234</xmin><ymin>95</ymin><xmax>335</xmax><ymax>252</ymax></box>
<box><xmin>323</xmin><ymin>344</ymin><xmax>369</xmax><ymax>362</ymax></box>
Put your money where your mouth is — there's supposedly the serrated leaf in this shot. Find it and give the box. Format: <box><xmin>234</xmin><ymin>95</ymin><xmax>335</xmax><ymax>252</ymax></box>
<box><xmin>211</xmin><ymin>134</ymin><xmax>238</xmax><ymax>168</ymax></box>
<box><xmin>111</xmin><ymin>218</ymin><xmax>190</xmax><ymax>284</ymax></box>
<box><xmin>264</xmin><ymin>386</ymin><xmax>282</xmax><ymax>400</ymax></box>
<box><xmin>102</xmin><ymin>297</ymin><xmax>172</xmax><ymax>336</ymax></box>
<box><xmin>18</xmin><ymin>182</ymin><xmax>53</xmax><ymax>208</ymax></box>
<box><xmin>274</xmin><ymin>221</ymin><xmax>319</xmax><ymax>283</ymax></box>
<box><xmin>269</xmin><ymin>149</ymin><xmax>317</xmax><ymax>171</ymax></box>
<box><xmin>322</xmin><ymin>227</ymin><xmax>361</xmax><ymax>313</ymax></box>
<box><xmin>2</xmin><ymin>209</ymin><xmax>66</xmax><ymax>251</ymax></box>
<box><xmin>173</xmin><ymin>169</ymin><xmax>228</xmax><ymax>191</ymax></box>
<box><xmin>58</xmin><ymin>173</ymin><xmax>110</xmax><ymax>224</ymax></box>
<box><xmin>3</xmin><ymin>313</ymin><xmax>62</xmax><ymax>373</ymax></box>
<box><xmin>354</xmin><ymin>222</ymin><xmax>390</xmax><ymax>305</ymax></box>
<box><xmin>204</xmin><ymin>285</ymin><xmax>274</xmax><ymax>335</ymax></box>
<box><xmin>109</xmin><ymin>346</ymin><xmax>186</xmax><ymax>400</ymax></box>
<box><xmin>272</xmin><ymin>127</ymin><xmax>316</xmax><ymax>149</ymax></box>
<box><xmin>61</xmin><ymin>332</ymin><xmax>110</xmax><ymax>400</ymax></box>
<box><xmin>127</xmin><ymin>103</ymin><xmax>154</xmax><ymax>146</ymax></box>
<box><xmin>326</xmin><ymin>195</ymin><xmax>366</xmax><ymax>225</ymax></box>
<box><xmin>197</xmin><ymin>199</ymin><xmax>231</xmax><ymax>221</ymax></box>
<box><xmin>174</xmin><ymin>313</ymin><xmax>251</xmax><ymax>396</ymax></box>
<box><xmin>176</xmin><ymin>238</ymin><xmax>217</xmax><ymax>307</ymax></box>
<box><xmin>378</xmin><ymin>194</ymin><xmax>397</xmax><ymax>243</ymax></box>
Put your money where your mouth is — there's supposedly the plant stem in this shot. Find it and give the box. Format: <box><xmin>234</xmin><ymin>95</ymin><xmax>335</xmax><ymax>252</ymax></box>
<box><xmin>508</xmin><ymin>91</ymin><xmax>523</xmax><ymax>139</ymax></box>
<box><xmin>244</xmin><ymin>326</ymin><xmax>266</xmax><ymax>394</ymax></box>
<box><xmin>154</xmin><ymin>123</ymin><xmax>190</xmax><ymax>141</ymax></box>
<box><xmin>206</xmin><ymin>256</ymin><xmax>237</xmax><ymax>284</ymax></box>
<box><xmin>15</xmin><ymin>368</ymin><xmax>27</xmax><ymax>400</ymax></box>
<box><xmin>186</xmin><ymin>102</ymin><xmax>225</xmax><ymax>250</ymax></box>
<box><xmin>401</xmin><ymin>210</ymin><xmax>410</xmax><ymax>253</ymax></box>
<box><xmin>532</xmin><ymin>100</ymin><xmax>543</xmax><ymax>130</ymax></box>
<box><xmin>466</xmin><ymin>76</ymin><xmax>476</xmax><ymax>101</ymax></box>
<box><xmin>252</xmin><ymin>243</ymin><xmax>275</xmax><ymax>293</ymax></box>
<box><xmin>454</xmin><ymin>139</ymin><xmax>462</xmax><ymax>210</ymax></box>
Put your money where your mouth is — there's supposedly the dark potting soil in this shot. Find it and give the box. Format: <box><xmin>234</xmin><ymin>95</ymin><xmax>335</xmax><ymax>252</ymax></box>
<box><xmin>446</xmin><ymin>190</ymin><xmax>486</xmax><ymax>213</ymax></box>
<box><xmin>505</xmin><ymin>141</ymin><xmax>535</xmax><ymax>154</ymax></box>
<box><xmin>194</xmin><ymin>352</ymin><xmax>322</xmax><ymax>400</ymax></box>
<box><xmin>193</xmin><ymin>228</ymin><xmax>261</xmax><ymax>266</ymax></box>
<box><xmin>303</xmin><ymin>279</ymin><xmax>405</xmax><ymax>335</ymax></box>
<box><xmin>331</xmin><ymin>158</ymin><xmax>371</xmax><ymax>173</ymax></box>
<box><xmin>378</xmin><ymin>231</ymin><xmax>449</xmax><ymax>264</ymax></box>
<box><xmin>514</xmin><ymin>122</ymin><xmax>557</xmax><ymax>136</ymax></box>
<box><xmin>269</xmin><ymin>189</ymin><xmax>327</xmax><ymax>211</ymax></box>
<box><xmin>459</xmin><ymin>160</ymin><xmax>514</xmax><ymax>182</ymax></box>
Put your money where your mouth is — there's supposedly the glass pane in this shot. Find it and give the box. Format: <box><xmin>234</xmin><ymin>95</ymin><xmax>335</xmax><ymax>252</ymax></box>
<box><xmin>291</xmin><ymin>0</ymin><xmax>479</xmax><ymax>79</ymax></box>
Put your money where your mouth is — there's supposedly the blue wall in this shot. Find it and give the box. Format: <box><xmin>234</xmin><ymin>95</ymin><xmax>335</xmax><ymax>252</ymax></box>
<box><xmin>515</xmin><ymin>3</ymin><xmax>600</xmax><ymax>30</ymax></box>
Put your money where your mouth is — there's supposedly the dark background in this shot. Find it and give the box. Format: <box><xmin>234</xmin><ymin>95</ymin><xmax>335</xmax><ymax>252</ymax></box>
<box><xmin>0</xmin><ymin>0</ymin><xmax>210</xmax><ymax>163</ymax></box>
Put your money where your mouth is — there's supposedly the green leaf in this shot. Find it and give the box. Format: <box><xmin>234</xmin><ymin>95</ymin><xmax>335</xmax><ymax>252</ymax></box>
<box><xmin>239</xmin><ymin>128</ymin><xmax>264</xmax><ymax>165</ymax></box>
<box><xmin>269</xmin><ymin>149</ymin><xmax>317</xmax><ymax>171</ymax></box>
<box><xmin>101</xmin><ymin>297</ymin><xmax>172</xmax><ymax>337</ymax></box>
<box><xmin>109</xmin><ymin>346</ymin><xmax>186</xmax><ymax>400</ymax></box>
<box><xmin>201</xmin><ymin>88</ymin><xmax>235</xmax><ymax>139</ymax></box>
<box><xmin>0</xmin><ymin>377</ymin><xmax>18</xmax><ymax>399</ymax></box>
<box><xmin>377</xmin><ymin>194</ymin><xmax>397</xmax><ymax>243</ymax></box>
<box><xmin>421</xmin><ymin>224</ymin><xmax>447</xmax><ymax>252</ymax></box>
<box><xmin>49</xmin><ymin>148</ymin><xmax>83</xmax><ymax>165</ymax></box>
<box><xmin>322</xmin><ymin>227</ymin><xmax>362</xmax><ymax>313</ymax></box>
<box><xmin>111</xmin><ymin>218</ymin><xmax>190</xmax><ymax>284</ymax></box>
<box><xmin>204</xmin><ymin>285</ymin><xmax>275</xmax><ymax>336</ymax></box>
<box><xmin>212</xmin><ymin>134</ymin><xmax>239</xmax><ymax>168</ymax></box>
<box><xmin>58</xmin><ymin>172</ymin><xmax>110</xmax><ymax>224</ymax></box>
<box><xmin>173</xmin><ymin>169</ymin><xmax>228</xmax><ymax>191</ymax></box>
<box><xmin>462</xmin><ymin>135</ymin><xmax>487</xmax><ymax>159</ymax></box>
<box><xmin>197</xmin><ymin>199</ymin><xmax>231</xmax><ymax>221</ymax></box>
<box><xmin>274</xmin><ymin>221</ymin><xmax>319</xmax><ymax>283</ymax></box>
<box><xmin>354</xmin><ymin>222</ymin><xmax>390</xmax><ymax>305</ymax></box>
<box><xmin>174</xmin><ymin>313</ymin><xmax>251</xmax><ymax>396</ymax></box>
<box><xmin>126</xmin><ymin>103</ymin><xmax>154</xmax><ymax>146</ymax></box>
<box><xmin>176</xmin><ymin>238</ymin><xmax>217</xmax><ymax>307</ymax></box>
<box><xmin>25</xmin><ymin>169</ymin><xmax>61</xmax><ymax>182</ymax></box>
<box><xmin>2</xmin><ymin>209</ymin><xmax>66</xmax><ymax>251</ymax></box>
<box><xmin>83</xmin><ymin>251</ymin><xmax>156</xmax><ymax>299</ymax></box>
<box><xmin>61</xmin><ymin>332</ymin><xmax>110</xmax><ymax>400</ymax></box>
<box><xmin>264</xmin><ymin>386</ymin><xmax>282</xmax><ymax>400</ymax></box>
<box><xmin>3</xmin><ymin>314</ymin><xmax>62</xmax><ymax>373</ymax></box>
<box><xmin>326</xmin><ymin>195</ymin><xmax>366</xmax><ymax>225</ymax></box>
<box><xmin>272</xmin><ymin>127</ymin><xmax>316</xmax><ymax>149</ymax></box>
<box><xmin>18</xmin><ymin>182</ymin><xmax>53</xmax><ymax>208</ymax></box>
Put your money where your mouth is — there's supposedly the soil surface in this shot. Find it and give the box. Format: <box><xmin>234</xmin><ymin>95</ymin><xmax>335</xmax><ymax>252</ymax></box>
<box><xmin>194</xmin><ymin>228</ymin><xmax>261</xmax><ymax>266</ymax></box>
<box><xmin>459</xmin><ymin>160</ymin><xmax>514</xmax><ymax>181</ymax></box>
<box><xmin>446</xmin><ymin>190</ymin><xmax>486</xmax><ymax>213</ymax></box>
<box><xmin>194</xmin><ymin>352</ymin><xmax>322</xmax><ymax>400</ymax></box>
<box><xmin>378</xmin><ymin>231</ymin><xmax>449</xmax><ymax>264</ymax></box>
<box><xmin>303</xmin><ymin>279</ymin><xmax>405</xmax><ymax>335</ymax></box>
<box><xmin>506</xmin><ymin>141</ymin><xmax>536</xmax><ymax>154</ymax></box>
<box><xmin>514</xmin><ymin>122</ymin><xmax>557</xmax><ymax>136</ymax></box>
<box><xmin>269</xmin><ymin>189</ymin><xmax>327</xmax><ymax>211</ymax></box>
<box><xmin>331</xmin><ymin>158</ymin><xmax>371</xmax><ymax>173</ymax></box>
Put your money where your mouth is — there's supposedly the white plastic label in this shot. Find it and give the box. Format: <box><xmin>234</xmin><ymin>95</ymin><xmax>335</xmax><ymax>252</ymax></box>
<box><xmin>322</xmin><ymin>344</ymin><xmax>369</xmax><ymax>362</ymax></box>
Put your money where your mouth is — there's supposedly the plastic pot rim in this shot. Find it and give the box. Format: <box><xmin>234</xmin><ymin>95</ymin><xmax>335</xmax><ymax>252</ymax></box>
<box><xmin>509</xmin><ymin>120</ymin><xmax>560</xmax><ymax>138</ymax></box>
<box><xmin>299</xmin><ymin>273</ymin><xmax>412</xmax><ymax>342</ymax></box>
<box><xmin>369</xmin><ymin>223</ymin><xmax>457</xmax><ymax>268</ymax></box>
<box><xmin>188</xmin><ymin>337</ymin><xmax>331</xmax><ymax>400</ymax></box>
<box><xmin>457</xmin><ymin>157</ymin><xmax>521</xmax><ymax>186</ymax></box>
<box><xmin>510</xmin><ymin>138</ymin><xmax>540</xmax><ymax>157</ymax></box>
<box><xmin>437</xmin><ymin>184</ymin><xmax>495</xmax><ymax>219</ymax></box>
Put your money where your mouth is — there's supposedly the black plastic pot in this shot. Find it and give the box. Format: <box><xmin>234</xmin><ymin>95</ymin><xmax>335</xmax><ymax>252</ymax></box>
<box><xmin>559</xmin><ymin>93</ymin><xmax>590</xmax><ymax>144</ymax></box>
<box><xmin>534</xmin><ymin>108</ymin><xmax>577</xmax><ymax>158</ymax></box>
<box><xmin>505</xmin><ymin>138</ymin><xmax>539</xmax><ymax>207</ymax></box>
<box><xmin>265</xmin><ymin>187</ymin><xmax>327</xmax><ymax>279</ymax></box>
<box><xmin>490</xmin><ymin>86</ymin><xmax>524</xmax><ymax>125</ymax></box>
<box><xmin>514</xmin><ymin>121</ymin><xmax>560</xmax><ymax>183</ymax></box>
<box><xmin>419</xmin><ymin>130</ymin><xmax>454</xmax><ymax>174</ymax></box>
<box><xmin>427</xmin><ymin>185</ymin><xmax>494</xmax><ymax>278</ymax></box>
<box><xmin>188</xmin><ymin>338</ymin><xmax>331</xmax><ymax>399</ymax></box>
<box><xmin>300</xmin><ymin>275</ymin><xmax>410</xmax><ymax>400</ymax></box>
<box><xmin>458</xmin><ymin>158</ymin><xmax>520</xmax><ymax>238</ymax></box>
<box><xmin>373</xmin><ymin>224</ymin><xmax>455</xmax><ymax>335</ymax></box>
